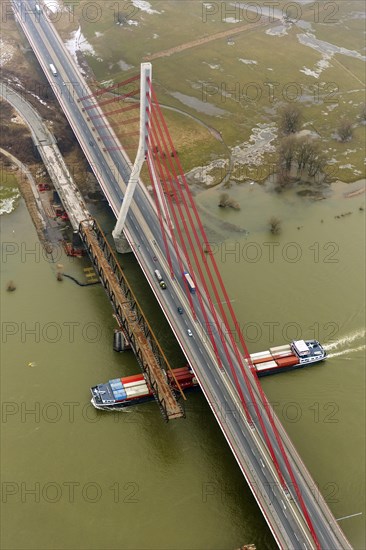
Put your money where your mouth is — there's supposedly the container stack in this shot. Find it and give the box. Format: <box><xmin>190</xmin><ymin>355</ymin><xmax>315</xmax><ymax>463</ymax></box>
<box><xmin>270</xmin><ymin>344</ymin><xmax>298</xmax><ymax>370</ymax></box>
<box><xmin>249</xmin><ymin>350</ymin><xmax>272</xmax><ymax>364</ymax></box>
<box><xmin>109</xmin><ymin>378</ymin><xmax>127</xmax><ymax>401</ymax></box>
<box><xmin>269</xmin><ymin>344</ymin><xmax>292</xmax><ymax>358</ymax></box>
<box><xmin>250</xmin><ymin>343</ymin><xmax>300</xmax><ymax>375</ymax></box>
<box><xmin>275</xmin><ymin>355</ymin><xmax>299</xmax><ymax>368</ymax></box>
<box><xmin>168</xmin><ymin>366</ymin><xmax>197</xmax><ymax>390</ymax></box>
<box><xmin>124</xmin><ymin>380</ymin><xmax>150</xmax><ymax>400</ymax></box>
<box><xmin>122</xmin><ymin>374</ymin><xmax>145</xmax><ymax>384</ymax></box>
<box><xmin>255</xmin><ymin>360</ymin><xmax>278</xmax><ymax>374</ymax></box>
<box><xmin>109</xmin><ymin>375</ymin><xmax>151</xmax><ymax>402</ymax></box>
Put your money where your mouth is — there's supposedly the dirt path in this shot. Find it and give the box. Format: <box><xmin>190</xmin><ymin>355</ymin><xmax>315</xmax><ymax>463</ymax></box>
<box><xmin>144</xmin><ymin>17</ymin><xmax>271</xmax><ymax>61</ymax></box>
<box><xmin>0</xmin><ymin>148</ymin><xmax>51</xmax><ymax>250</ymax></box>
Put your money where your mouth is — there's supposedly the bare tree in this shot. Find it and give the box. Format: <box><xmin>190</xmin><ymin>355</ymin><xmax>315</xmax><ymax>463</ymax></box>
<box><xmin>307</xmin><ymin>149</ymin><xmax>326</xmax><ymax>178</ymax></box>
<box><xmin>276</xmin><ymin>165</ymin><xmax>291</xmax><ymax>187</ymax></box>
<box><xmin>279</xmin><ymin>105</ymin><xmax>302</xmax><ymax>135</ymax></box>
<box><xmin>337</xmin><ymin>120</ymin><xmax>353</xmax><ymax>142</ymax></box>
<box><xmin>278</xmin><ymin>135</ymin><xmax>297</xmax><ymax>172</ymax></box>
<box><xmin>269</xmin><ymin>216</ymin><xmax>282</xmax><ymax>235</ymax></box>
<box><xmin>295</xmin><ymin>137</ymin><xmax>317</xmax><ymax>173</ymax></box>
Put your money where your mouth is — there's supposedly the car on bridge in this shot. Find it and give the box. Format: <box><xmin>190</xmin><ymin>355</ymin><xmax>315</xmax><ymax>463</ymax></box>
<box><xmin>177</xmin><ymin>307</ymin><xmax>183</xmax><ymax>314</ymax></box>
<box><xmin>187</xmin><ymin>329</ymin><xmax>193</xmax><ymax>337</ymax></box>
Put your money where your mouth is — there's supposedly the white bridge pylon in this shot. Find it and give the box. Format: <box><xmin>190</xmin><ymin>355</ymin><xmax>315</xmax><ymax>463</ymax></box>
<box><xmin>112</xmin><ymin>62</ymin><xmax>173</xmax><ymax>253</ymax></box>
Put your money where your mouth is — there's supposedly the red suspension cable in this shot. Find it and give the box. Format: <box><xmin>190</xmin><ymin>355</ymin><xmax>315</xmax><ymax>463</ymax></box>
<box><xmin>149</xmin><ymin>100</ymin><xmax>289</xmax><ymax>481</ymax></box>
<box><xmin>149</xmin><ymin>83</ymin><xmax>321</xmax><ymax>549</ymax></box>
<box><xmin>78</xmin><ymin>74</ymin><xmax>139</xmax><ymax>101</ymax></box>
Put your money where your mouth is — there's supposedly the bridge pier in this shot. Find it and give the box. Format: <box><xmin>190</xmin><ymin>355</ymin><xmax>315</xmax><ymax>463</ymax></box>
<box><xmin>114</xmin><ymin>233</ymin><xmax>132</xmax><ymax>254</ymax></box>
<box><xmin>113</xmin><ymin>329</ymin><xmax>131</xmax><ymax>352</ymax></box>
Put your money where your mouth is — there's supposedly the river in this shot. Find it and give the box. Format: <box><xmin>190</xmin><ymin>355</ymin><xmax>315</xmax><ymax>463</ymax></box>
<box><xmin>1</xmin><ymin>174</ymin><xmax>365</xmax><ymax>549</ymax></box>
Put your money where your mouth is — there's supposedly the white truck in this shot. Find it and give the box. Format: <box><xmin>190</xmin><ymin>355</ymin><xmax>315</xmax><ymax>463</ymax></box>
<box><xmin>49</xmin><ymin>63</ymin><xmax>58</xmax><ymax>77</ymax></box>
<box><xmin>183</xmin><ymin>271</ymin><xmax>196</xmax><ymax>294</ymax></box>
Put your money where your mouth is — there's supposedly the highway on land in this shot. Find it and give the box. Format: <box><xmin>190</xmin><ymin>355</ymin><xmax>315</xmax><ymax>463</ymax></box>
<box><xmin>11</xmin><ymin>2</ymin><xmax>351</xmax><ymax>548</ymax></box>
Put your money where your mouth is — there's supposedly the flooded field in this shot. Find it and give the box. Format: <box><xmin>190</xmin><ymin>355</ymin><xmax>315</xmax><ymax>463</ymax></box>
<box><xmin>63</xmin><ymin>0</ymin><xmax>366</xmax><ymax>182</ymax></box>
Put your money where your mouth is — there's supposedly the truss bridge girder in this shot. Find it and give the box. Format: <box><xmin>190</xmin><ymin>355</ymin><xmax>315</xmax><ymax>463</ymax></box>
<box><xmin>79</xmin><ymin>219</ymin><xmax>185</xmax><ymax>421</ymax></box>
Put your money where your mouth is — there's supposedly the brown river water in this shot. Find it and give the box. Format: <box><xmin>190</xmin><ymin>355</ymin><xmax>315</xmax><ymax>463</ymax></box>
<box><xmin>1</xmin><ymin>176</ymin><xmax>365</xmax><ymax>549</ymax></box>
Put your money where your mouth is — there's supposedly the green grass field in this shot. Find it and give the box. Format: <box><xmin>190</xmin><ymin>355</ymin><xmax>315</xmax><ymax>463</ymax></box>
<box><xmin>71</xmin><ymin>0</ymin><xmax>365</xmax><ymax>184</ymax></box>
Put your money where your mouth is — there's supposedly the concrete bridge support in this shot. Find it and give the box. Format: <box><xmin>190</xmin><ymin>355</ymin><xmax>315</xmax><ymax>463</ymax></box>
<box><xmin>113</xmin><ymin>63</ymin><xmax>152</xmax><ymax>253</ymax></box>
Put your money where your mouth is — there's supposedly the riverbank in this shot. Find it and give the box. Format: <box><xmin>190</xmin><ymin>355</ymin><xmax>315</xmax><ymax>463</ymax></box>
<box><xmin>0</xmin><ymin>150</ymin><xmax>49</xmax><ymax>247</ymax></box>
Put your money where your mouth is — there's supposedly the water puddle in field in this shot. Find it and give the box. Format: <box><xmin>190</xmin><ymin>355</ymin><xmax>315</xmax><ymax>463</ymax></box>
<box><xmin>297</xmin><ymin>33</ymin><xmax>366</xmax><ymax>61</ymax></box>
<box><xmin>170</xmin><ymin>91</ymin><xmax>228</xmax><ymax>117</ymax></box>
<box><xmin>131</xmin><ymin>0</ymin><xmax>161</xmax><ymax>15</ymax></box>
<box><xmin>266</xmin><ymin>25</ymin><xmax>288</xmax><ymax>37</ymax></box>
<box><xmin>117</xmin><ymin>59</ymin><xmax>134</xmax><ymax>71</ymax></box>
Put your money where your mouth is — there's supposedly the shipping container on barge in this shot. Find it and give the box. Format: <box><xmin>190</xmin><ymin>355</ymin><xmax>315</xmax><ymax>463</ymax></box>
<box><xmin>91</xmin><ymin>366</ymin><xmax>198</xmax><ymax>410</ymax></box>
<box><xmin>250</xmin><ymin>340</ymin><xmax>327</xmax><ymax>376</ymax></box>
<box><xmin>91</xmin><ymin>340</ymin><xmax>326</xmax><ymax>409</ymax></box>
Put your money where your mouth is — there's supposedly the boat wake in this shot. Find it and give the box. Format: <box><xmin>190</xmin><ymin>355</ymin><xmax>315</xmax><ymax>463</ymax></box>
<box><xmin>324</xmin><ymin>329</ymin><xmax>366</xmax><ymax>359</ymax></box>
<box><xmin>91</xmin><ymin>399</ymin><xmax>134</xmax><ymax>413</ymax></box>
<box><xmin>324</xmin><ymin>329</ymin><xmax>365</xmax><ymax>351</ymax></box>
<box><xmin>327</xmin><ymin>345</ymin><xmax>366</xmax><ymax>359</ymax></box>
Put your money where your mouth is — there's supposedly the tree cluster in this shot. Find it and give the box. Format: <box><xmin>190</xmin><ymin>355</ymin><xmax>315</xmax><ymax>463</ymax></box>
<box><xmin>2</xmin><ymin>69</ymin><xmax>76</xmax><ymax>155</ymax></box>
<box><xmin>0</xmin><ymin>104</ymin><xmax>40</xmax><ymax>164</ymax></box>
<box><xmin>277</xmin><ymin>135</ymin><xmax>326</xmax><ymax>186</ymax></box>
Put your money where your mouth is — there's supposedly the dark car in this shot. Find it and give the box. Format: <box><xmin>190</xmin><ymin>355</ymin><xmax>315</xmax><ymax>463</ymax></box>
<box><xmin>177</xmin><ymin>307</ymin><xmax>183</xmax><ymax>314</ymax></box>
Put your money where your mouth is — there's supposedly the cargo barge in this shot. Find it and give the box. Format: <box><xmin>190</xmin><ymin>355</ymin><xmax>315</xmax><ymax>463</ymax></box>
<box><xmin>91</xmin><ymin>366</ymin><xmax>198</xmax><ymax>410</ymax></box>
<box><xmin>250</xmin><ymin>340</ymin><xmax>327</xmax><ymax>376</ymax></box>
<box><xmin>91</xmin><ymin>340</ymin><xmax>326</xmax><ymax>409</ymax></box>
